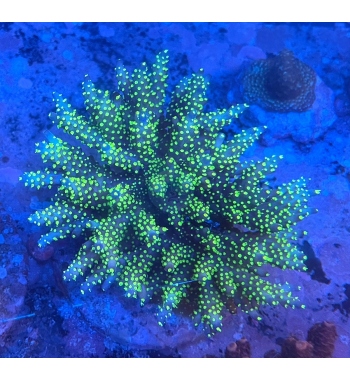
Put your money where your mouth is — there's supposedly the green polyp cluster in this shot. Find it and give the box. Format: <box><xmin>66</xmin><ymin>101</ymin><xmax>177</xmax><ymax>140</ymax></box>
<box><xmin>20</xmin><ymin>51</ymin><xmax>318</xmax><ymax>336</ymax></box>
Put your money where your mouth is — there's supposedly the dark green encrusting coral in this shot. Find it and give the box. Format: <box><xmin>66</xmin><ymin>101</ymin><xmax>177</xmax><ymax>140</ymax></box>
<box><xmin>243</xmin><ymin>50</ymin><xmax>317</xmax><ymax>113</ymax></box>
<box><xmin>20</xmin><ymin>51</ymin><xmax>318</xmax><ymax>335</ymax></box>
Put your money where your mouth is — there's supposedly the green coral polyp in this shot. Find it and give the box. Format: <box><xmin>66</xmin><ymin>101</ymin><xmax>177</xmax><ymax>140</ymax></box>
<box><xmin>21</xmin><ymin>51</ymin><xmax>317</xmax><ymax>335</ymax></box>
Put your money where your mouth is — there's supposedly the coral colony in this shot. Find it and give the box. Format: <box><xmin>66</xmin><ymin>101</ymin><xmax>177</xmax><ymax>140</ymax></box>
<box><xmin>20</xmin><ymin>51</ymin><xmax>318</xmax><ymax>336</ymax></box>
<box><xmin>243</xmin><ymin>50</ymin><xmax>316</xmax><ymax>113</ymax></box>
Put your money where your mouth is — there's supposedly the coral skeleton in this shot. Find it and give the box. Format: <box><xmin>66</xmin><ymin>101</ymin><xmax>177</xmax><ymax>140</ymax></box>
<box><xmin>20</xmin><ymin>51</ymin><xmax>318</xmax><ymax>335</ymax></box>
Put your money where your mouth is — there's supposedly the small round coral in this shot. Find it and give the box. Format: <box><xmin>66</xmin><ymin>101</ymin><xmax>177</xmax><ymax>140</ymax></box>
<box><xmin>243</xmin><ymin>50</ymin><xmax>316</xmax><ymax>112</ymax></box>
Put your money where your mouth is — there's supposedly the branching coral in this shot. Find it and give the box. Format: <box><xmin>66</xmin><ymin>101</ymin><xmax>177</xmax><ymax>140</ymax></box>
<box><xmin>20</xmin><ymin>51</ymin><xmax>318</xmax><ymax>335</ymax></box>
<box><xmin>243</xmin><ymin>50</ymin><xmax>316</xmax><ymax>112</ymax></box>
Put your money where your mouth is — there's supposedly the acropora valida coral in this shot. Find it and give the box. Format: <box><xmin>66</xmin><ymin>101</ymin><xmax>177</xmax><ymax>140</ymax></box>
<box><xmin>20</xmin><ymin>51</ymin><xmax>318</xmax><ymax>335</ymax></box>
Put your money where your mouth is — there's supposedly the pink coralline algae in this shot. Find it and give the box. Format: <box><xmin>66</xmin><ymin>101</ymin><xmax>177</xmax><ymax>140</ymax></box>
<box><xmin>243</xmin><ymin>50</ymin><xmax>316</xmax><ymax>113</ymax></box>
